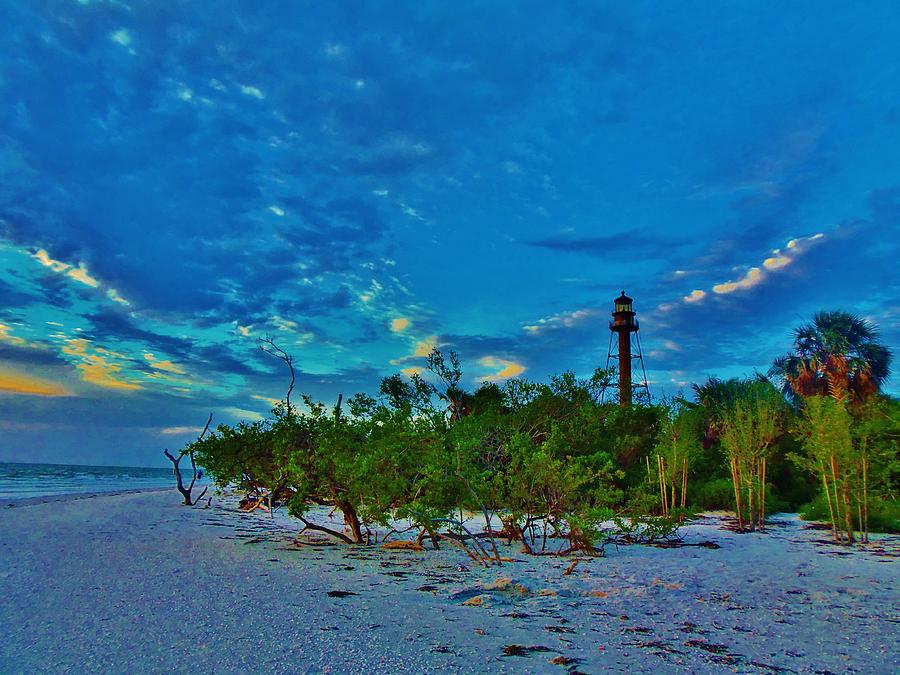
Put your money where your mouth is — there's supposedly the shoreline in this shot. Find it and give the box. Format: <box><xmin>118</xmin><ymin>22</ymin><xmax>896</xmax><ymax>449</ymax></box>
<box><xmin>1</xmin><ymin>489</ymin><xmax>897</xmax><ymax>673</ymax></box>
<box><xmin>2</xmin><ymin>485</ymin><xmax>176</xmax><ymax>508</ymax></box>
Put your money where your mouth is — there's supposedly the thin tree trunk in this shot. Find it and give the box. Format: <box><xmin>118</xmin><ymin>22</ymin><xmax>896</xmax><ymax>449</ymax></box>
<box><xmin>658</xmin><ymin>455</ymin><xmax>668</xmax><ymax>517</ymax></box>
<box><xmin>541</xmin><ymin>509</ymin><xmax>550</xmax><ymax>552</ymax></box>
<box><xmin>759</xmin><ymin>457</ymin><xmax>767</xmax><ymax>531</ymax></box>
<box><xmin>459</xmin><ymin>476</ymin><xmax>501</xmax><ymax>565</ymax></box>
<box><xmin>862</xmin><ymin>455</ymin><xmax>869</xmax><ymax>544</ymax></box>
<box><xmin>829</xmin><ymin>455</ymin><xmax>853</xmax><ymax>544</ymax></box>
<box><xmin>841</xmin><ymin>482</ymin><xmax>855</xmax><ymax>544</ymax></box>
<box><xmin>820</xmin><ymin>461</ymin><xmax>839</xmax><ymax>543</ymax></box>
<box><xmin>747</xmin><ymin>462</ymin><xmax>755</xmax><ymax>532</ymax></box>
<box><xmin>730</xmin><ymin>458</ymin><xmax>744</xmax><ymax>531</ymax></box>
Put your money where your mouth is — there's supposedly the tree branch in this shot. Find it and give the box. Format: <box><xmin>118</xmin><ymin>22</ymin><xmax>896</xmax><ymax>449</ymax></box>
<box><xmin>260</xmin><ymin>335</ymin><xmax>296</xmax><ymax>413</ymax></box>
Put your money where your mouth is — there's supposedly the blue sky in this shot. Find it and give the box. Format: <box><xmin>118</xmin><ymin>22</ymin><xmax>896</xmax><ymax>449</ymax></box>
<box><xmin>1</xmin><ymin>1</ymin><xmax>898</xmax><ymax>466</ymax></box>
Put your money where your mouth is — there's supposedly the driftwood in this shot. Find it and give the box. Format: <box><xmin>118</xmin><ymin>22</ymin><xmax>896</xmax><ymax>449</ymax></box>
<box><xmin>163</xmin><ymin>413</ymin><xmax>212</xmax><ymax>506</ymax></box>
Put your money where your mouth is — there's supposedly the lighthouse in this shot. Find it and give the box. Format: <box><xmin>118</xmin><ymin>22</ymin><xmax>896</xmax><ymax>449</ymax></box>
<box><xmin>605</xmin><ymin>291</ymin><xmax>650</xmax><ymax>407</ymax></box>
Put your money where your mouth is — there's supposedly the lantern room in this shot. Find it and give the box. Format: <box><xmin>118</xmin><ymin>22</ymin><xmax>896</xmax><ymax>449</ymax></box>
<box><xmin>614</xmin><ymin>291</ymin><xmax>633</xmax><ymax>314</ymax></box>
<box><xmin>611</xmin><ymin>291</ymin><xmax>638</xmax><ymax>332</ymax></box>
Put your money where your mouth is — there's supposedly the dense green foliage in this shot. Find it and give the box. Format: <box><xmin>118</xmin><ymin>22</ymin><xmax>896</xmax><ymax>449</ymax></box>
<box><xmin>186</xmin><ymin>311</ymin><xmax>898</xmax><ymax>549</ymax></box>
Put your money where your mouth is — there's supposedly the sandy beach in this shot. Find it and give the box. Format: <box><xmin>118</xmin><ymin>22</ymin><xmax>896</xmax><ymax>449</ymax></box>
<box><xmin>1</xmin><ymin>490</ymin><xmax>897</xmax><ymax>674</ymax></box>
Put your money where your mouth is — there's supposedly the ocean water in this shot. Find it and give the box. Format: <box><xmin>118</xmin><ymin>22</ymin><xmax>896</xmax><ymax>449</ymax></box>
<box><xmin>0</xmin><ymin>462</ymin><xmax>178</xmax><ymax>500</ymax></box>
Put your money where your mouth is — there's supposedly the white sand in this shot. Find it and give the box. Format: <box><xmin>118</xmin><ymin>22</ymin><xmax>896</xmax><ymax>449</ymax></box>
<box><xmin>1</xmin><ymin>490</ymin><xmax>897</xmax><ymax>673</ymax></box>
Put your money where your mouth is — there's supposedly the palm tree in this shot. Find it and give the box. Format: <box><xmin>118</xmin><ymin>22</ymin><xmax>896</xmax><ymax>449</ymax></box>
<box><xmin>769</xmin><ymin>311</ymin><xmax>892</xmax><ymax>404</ymax></box>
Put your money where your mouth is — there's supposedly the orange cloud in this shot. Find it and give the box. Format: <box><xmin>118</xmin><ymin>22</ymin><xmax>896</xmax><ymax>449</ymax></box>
<box><xmin>251</xmin><ymin>394</ymin><xmax>281</xmax><ymax>407</ymax></box>
<box><xmin>33</xmin><ymin>249</ymin><xmax>100</xmax><ymax>288</ymax></box>
<box><xmin>390</xmin><ymin>317</ymin><xmax>411</xmax><ymax>333</ymax></box>
<box><xmin>712</xmin><ymin>267</ymin><xmax>763</xmax><ymax>294</ymax></box>
<box><xmin>478</xmin><ymin>356</ymin><xmax>526</xmax><ymax>382</ymax></box>
<box><xmin>0</xmin><ymin>370</ymin><xmax>68</xmax><ymax>397</ymax></box>
<box><xmin>62</xmin><ymin>338</ymin><xmax>141</xmax><ymax>391</ymax></box>
<box><xmin>31</xmin><ymin>248</ymin><xmax>129</xmax><ymax>304</ymax></box>
<box><xmin>144</xmin><ymin>352</ymin><xmax>186</xmax><ymax>375</ymax></box>
<box><xmin>413</xmin><ymin>336</ymin><xmax>437</xmax><ymax>357</ymax></box>
<box><xmin>0</xmin><ymin>323</ymin><xmax>26</xmax><ymax>346</ymax></box>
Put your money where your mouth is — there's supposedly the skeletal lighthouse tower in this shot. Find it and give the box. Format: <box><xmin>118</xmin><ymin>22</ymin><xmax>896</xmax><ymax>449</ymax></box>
<box><xmin>606</xmin><ymin>291</ymin><xmax>650</xmax><ymax>407</ymax></box>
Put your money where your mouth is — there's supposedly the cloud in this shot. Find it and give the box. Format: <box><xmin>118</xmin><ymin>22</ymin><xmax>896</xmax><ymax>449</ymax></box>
<box><xmin>527</xmin><ymin>229</ymin><xmax>680</xmax><ymax>259</ymax></box>
<box><xmin>712</xmin><ymin>267</ymin><xmax>764</xmax><ymax>295</ymax></box>
<box><xmin>239</xmin><ymin>84</ymin><xmax>265</xmax><ymax>99</ymax></box>
<box><xmin>33</xmin><ymin>249</ymin><xmax>99</xmax><ymax>288</ymax></box>
<box><xmin>106</xmin><ymin>288</ymin><xmax>130</xmax><ymax>305</ymax></box>
<box><xmin>683</xmin><ymin>289</ymin><xmax>706</xmax><ymax>303</ymax></box>
<box><xmin>710</xmin><ymin>233</ymin><xmax>824</xmax><ymax>296</ymax></box>
<box><xmin>478</xmin><ymin>356</ymin><xmax>526</xmax><ymax>382</ymax></box>
<box><xmin>413</xmin><ymin>336</ymin><xmax>437</xmax><ymax>357</ymax></box>
<box><xmin>144</xmin><ymin>353</ymin><xmax>186</xmax><ymax>375</ymax></box>
<box><xmin>271</xmin><ymin>316</ymin><xmax>299</xmax><ymax>331</ymax></box>
<box><xmin>388</xmin><ymin>335</ymin><xmax>439</xmax><ymax>367</ymax></box>
<box><xmin>110</xmin><ymin>28</ymin><xmax>132</xmax><ymax>47</ymax></box>
<box><xmin>61</xmin><ymin>339</ymin><xmax>142</xmax><ymax>391</ymax></box>
<box><xmin>251</xmin><ymin>394</ymin><xmax>281</xmax><ymax>408</ymax></box>
<box><xmin>0</xmin><ymin>369</ymin><xmax>69</xmax><ymax>396</ymax></box>
<box><xmin>390</xmin><ymin>317</ymin><xmax>411</xmax><ymax>333</ymax></box>
<box><xmin>161</xmin><ymin>426</ymin><xmax>202</xmax><ymax>435</ymax></box>
<box><xmin>0</xmin><ymin>323</ymin><xmax>26</xmax><ymax>346</ymax></box>
<box><xmin>762</xmin><ymin>254</ymin><xmax>791</xmax><ymax>270</ymax></box>
<box><xmin>223</xmin><ymin>407</ymin><xmax>265</xmax><ymax>422</ymax></box>
<box><xmin>85</xmin><ymin>309</ymin><xmax>194</xmax><ymax>358</ymax></box>
<box><xmin>523</xmin><ymin>308</ymin><xmax>600</xmax><ymax>334</ymax></box>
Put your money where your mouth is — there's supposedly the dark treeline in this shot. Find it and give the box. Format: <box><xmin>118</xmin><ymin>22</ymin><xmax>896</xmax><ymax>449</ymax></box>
<box><xmin>187</xmin><ymin>311</ymin><xmax>898</xmax><ymax>553</ymax></box>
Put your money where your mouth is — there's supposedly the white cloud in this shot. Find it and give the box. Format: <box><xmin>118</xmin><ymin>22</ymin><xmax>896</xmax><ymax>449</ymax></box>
<box><xmin>110</xmin><ymin>29</ymin><xmax>132</xmax><ymax>47</ymax></box>
<box><xmin>106</xmin><ymin>288</ymin><xmax>129</xmax><ymax>305</ymax></box>
<box><xmin>524</xmin><ymin>308</ymin><xmax>599</xmax><ymax>334</ymax></box>
<box><xmin>689</xmin><ymin>232</ymin><xmax>826</xmax><ymax>299</ymax></box>
<box><xmin>239</xmin><ymin>84</ymin><xmax>264</xmax><ymax>99</ymax></box>
<box><xmin>325</xmin><ymin>42</ymin><xmax>345</xmax><ymax>58</ymax></box>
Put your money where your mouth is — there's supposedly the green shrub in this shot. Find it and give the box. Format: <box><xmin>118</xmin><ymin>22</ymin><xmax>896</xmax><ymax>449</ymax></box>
<box><xmin>691</xmin><ymin>478</ymin><xmax>735</xmax><ymax>510</ymax></box>
<box><xmin>801</xmin><ymin>493</ymin><xmax>899</xmax><ymax>534</ymax></box>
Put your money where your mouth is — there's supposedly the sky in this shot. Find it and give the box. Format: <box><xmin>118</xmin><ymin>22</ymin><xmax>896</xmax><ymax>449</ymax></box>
<box><xmin>1</xmin><ymin>1</ymin><xmax>898</xmax><ymax>467</ymax></box>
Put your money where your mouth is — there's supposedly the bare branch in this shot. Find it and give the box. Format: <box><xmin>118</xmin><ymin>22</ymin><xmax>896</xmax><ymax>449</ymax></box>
<box><xmin>260</xmin><ymin>335</ymin><xmax>296</xmax><ymax>413</ymax></box>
